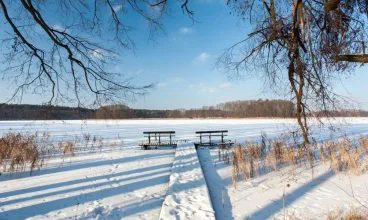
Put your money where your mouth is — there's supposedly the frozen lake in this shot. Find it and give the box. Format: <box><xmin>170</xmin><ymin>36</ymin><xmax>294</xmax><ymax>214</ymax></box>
<box><xmin>1</xmin><ymin>118</ymin><xmax>368</xmax><ymax>146</ymax></box>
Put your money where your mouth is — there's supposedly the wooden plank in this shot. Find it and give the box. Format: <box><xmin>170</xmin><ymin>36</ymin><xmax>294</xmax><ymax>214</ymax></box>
<box><xmin>196</xmin><ymin>135</ymin><xmax>228</xmax><ymax>137</ymax></box>
<box><xmin>143</xmin><ymin>131</ymin><xmax>175</xmax><ymax>134</ymax></box>
<box><xmin>193</xmin><ymin>142</ymin><xmax>218</xmax><ymax>146</ymax></box>
<box><xmin>144</xmin><ymin>135</ymin><xmax>175</xmax><ymax>137</ymax></box>
<box><xmin>195</xmin><ymin>130</ymin><xmax>228</xmax><ymax>134</ymax></box>
<box><xmin>139</xmin><ymin>141</ymin><xmax>178</xmax><ymax>145</ymax></box>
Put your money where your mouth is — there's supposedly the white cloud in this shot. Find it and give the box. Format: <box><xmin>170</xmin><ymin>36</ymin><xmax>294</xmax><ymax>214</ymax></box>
<box><xmin>125</xmin><ymin>69</ymin><xmax>144</xmax><ymax>76</ymax></box>
<box><xmin>90</xmin><ymin>49</ymin><xmax>105</xmax><ymax>60</ymax></box>
<box><xmin>189</xmin><ymin>83</ymin><xmax>217</xmax><ymax>93</ymax></box>
<box><xmin>199</xmin><ymin>87</ymin><xmax>216</xmax><ymax>93</ymax></box>
<box><xmin>157</xmin><ymin>77</ymin><xmax>185</xmax><ymax>87</ymax></box>
<box><xmin>193</xmin><ymin>52</ymin><xmax>210</xmax><ymax>64</ymax></box>
<box><xmin>53</xmin><ymin>25</ymin><xmax>67</xmax><ymax>32</ymax></box>
<box><xmin>169</xmin><ymin>77</ymin><xmax>184</xmax><ymax>83</ymax></box>
<box><xmin>157</xmin><ymin>82</ymin><xmax>168</xmax><ymax>87</ymax></box>
<box><xmin>138</xmin><ymin>70</ymin><xmax>144</xmax><ymax>75</ymax></box>
<box><xmin>179</xmin><ymin>27</ymin><xmax>193</xmax><ymax>34</ymax></box>
<box><xmin>113</xmin><ymin>5</ymin><xmax>123</xmax><ymax>12</ymax></box>
<box><xmin>189</xmin><ymin>83</ymin><xmax>204</xmax><ymax>88</ymax></box>
<box><xmin>219</xmin><ymin>82</ymin><xmax>231</xmax><ymax>88</ymax></box>
<box><xmin>147</xmin><ymin>4</ymin><xmax>163</xmax><ymax>17</ymax></box>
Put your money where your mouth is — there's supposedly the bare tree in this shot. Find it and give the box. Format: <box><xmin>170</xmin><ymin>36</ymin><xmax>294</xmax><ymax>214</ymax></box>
<box><xmin>218</xmin><ymin>0</ymin><xmax>368</xmax><ymax>149</ymax></box>
<box><xmin>0</xmin><ymin>0</ymin><xmax>193</xmax><ymax>107</ymax></box>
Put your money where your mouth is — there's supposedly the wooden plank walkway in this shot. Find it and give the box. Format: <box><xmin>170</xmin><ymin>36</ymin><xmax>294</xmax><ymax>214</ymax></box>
<box><xmin>159</xmin><ymin>143</ymin><xmax>215</xmax><ymax>219</ymax></box>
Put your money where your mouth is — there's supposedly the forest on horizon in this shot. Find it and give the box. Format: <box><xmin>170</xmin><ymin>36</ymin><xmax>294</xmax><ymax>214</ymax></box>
<box><xmin>1</xmin><ymin>99</ymin><xmax>368</xmax><ymax>120</ymax></box>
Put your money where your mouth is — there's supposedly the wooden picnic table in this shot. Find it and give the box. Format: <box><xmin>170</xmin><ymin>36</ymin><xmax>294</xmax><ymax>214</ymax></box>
<box><xmin>194</xmin><ymin>130</ymin><xmax>234</xmax><ymax>149</ymax></box>
<box><xmin>139</xmin><ymin>131</ymin><xmax>177</xmax><ymax>150</ymax></box>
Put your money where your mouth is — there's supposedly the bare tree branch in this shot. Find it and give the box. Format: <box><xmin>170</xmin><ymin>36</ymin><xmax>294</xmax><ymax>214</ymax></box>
<box><xmin>0</xmin><ymin>0</ymin><xmax>193</xmax><ymax>107</ymax></box>
<box><xmin>218</xmin><ymin>0</ymin><xmax>368</xmax><ymax>148</ymax></box>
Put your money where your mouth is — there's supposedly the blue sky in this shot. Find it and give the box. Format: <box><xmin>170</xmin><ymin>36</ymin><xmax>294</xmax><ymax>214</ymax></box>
<box><xmin>1</xmin><ymin>0</ymin><xmax>367</xmax><ymax>110</ymax></box>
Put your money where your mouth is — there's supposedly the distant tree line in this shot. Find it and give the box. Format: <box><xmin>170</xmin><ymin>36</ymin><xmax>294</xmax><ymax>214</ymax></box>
<box><xmin>95</xmin><ymin>105</ymin><xmax>169</xmax><ymax>119</ymax></box>
<box><xmin>167</xmin><ymin>99</ymin><xmax>295</xmax><ymax>118</ymax></box>
<box><xmin>1</xmin><ymin>100</ymin><xmax>368</xmax><ymax>120</ymax></box>
<box><xmin>314</xmin><ymin>110</ymin><xmax>368</xmax><ymax>118</ymax></box>
<box><xmin>0</xmin><ymin>104</ymin><xmax>95</xmax><ymax>120</ymax></box>
<box><xmin>94</xmin><ymin>99</ymin><xmax>295</xmax><ymax>119</ymax></box>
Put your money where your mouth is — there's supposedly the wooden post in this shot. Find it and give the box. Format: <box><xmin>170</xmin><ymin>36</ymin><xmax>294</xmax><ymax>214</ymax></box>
<box><xmin>221</xmin><ymin>132</ymin><xmax>224</xmax><ymax>143</ymax></box>
<box><xmin>159</xmin><ymin>134</ymin><xmax>161</xmax><ymax>144</ymax></box>
<box><xmin>155</xmin><ymin>133</ymin><xmax>157</xmax><ymax>140</ymax></box>
<box><xmin>148</xmin><ymin>134</ymin><xmax>151</xmax><ymax>144</ymax></box>
<box><xmin>200</xmin><ymin>134</ymin><xmax>202</xmax><ymax>144</ymax></box>
<box><xmin>209</xmin><ymin>134</ymin><xmax>212</xmax><ymax>145</ymax></box>
<box><xmin>169</xmin><ymin>133</ymin><xmax>172</xmax><ymax>145</ymax></box>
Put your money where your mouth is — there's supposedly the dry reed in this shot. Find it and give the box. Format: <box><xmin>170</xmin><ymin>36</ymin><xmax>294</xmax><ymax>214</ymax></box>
<box><xmin>326</xmin><ymin>207</ymin><xmax>368</xmax><ymax>220</ymax></box>
<box><xmin>0</xmin><ymin>132</ymin><xmax>50</xmax><ymax>175</ymax></box>
<box><xmin>0</xmin><ymin>132</ymin><xmax>114</xmax><ymax>176</ymax></box>
<box><xmin>231</xmin><ymin>134</ymin><xmax>368</xmax><ymax>187</ymax></box>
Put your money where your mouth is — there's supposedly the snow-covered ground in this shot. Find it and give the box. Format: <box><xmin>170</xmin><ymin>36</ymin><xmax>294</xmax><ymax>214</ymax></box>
<box><xmin>198</xmin><ymin>148</ymin><xmax>368</xmax><ymax>220</ymax></box>
<box><xmin>0</xmin><ymin>149</ymin><xmax>175</xmax><ymax>219</ymax></box>
<box><xmin>1</xmin><ymin>118</ymin><xmax>368</xmax><ymax>219</ymax></box>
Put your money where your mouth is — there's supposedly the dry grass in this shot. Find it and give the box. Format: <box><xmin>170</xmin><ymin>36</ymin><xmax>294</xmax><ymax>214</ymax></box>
<box><xmin>231</xmin><ymin>134</ymin><xmax>368</xmax><ymax>187</ymax></box>
<box><xmin>83</xmin><ymin>133</ymin><xmax>91</xmax><ymax>151</ymax></box>
<box><xmin>0</xmin><ymin>132</ymin><xmax>50</xmax><ymax>175</ymax></box>
<box><xmin>97</xmin><ymin>137</ymin><xmax>104</xmax><ymax>152</ymax></box>
<box><xmin>326</xmin><ymin>207</ymin><xmax>368</xmax><ymax>220</ymax></box>
<box><xmin>0</xmin><ymin>132</ymin><xmax>114</xmax><ymax>176</ymax></box>
<box><xmin>360</xmin><ymin>135</ymin><xmax>368</xmax><ymax>153</ymax></box>
<box><xmin>58</xmin><ymin>141</ymin><xmax>76</xmax><ymax>158</ymax></box>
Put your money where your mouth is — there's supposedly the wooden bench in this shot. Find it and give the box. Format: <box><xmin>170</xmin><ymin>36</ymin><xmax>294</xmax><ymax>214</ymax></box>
<box><xmin>194</xmin><ymin>130</ymin><xmax>234</xmax><ymax>150</ymax></box>
<box><xmin>139</xmin><ymin>131</ymin><xmax>177</xmax><ymax>150</ymax></box>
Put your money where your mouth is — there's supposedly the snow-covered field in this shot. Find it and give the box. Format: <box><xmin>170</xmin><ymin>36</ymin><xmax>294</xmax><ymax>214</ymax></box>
<box><xmin>0</xmin><ymin>118</ymin><xmax>368</xmax><ymax>219</ymax></box>
<box><xmin>0</xmin><ymin>149</ymin><xmax>175</xmax><ymax>219</ymax></box>
<box><xmin>198</xmin><ymin>149</ymin><xmax>368</xmax><ymax>219</ymax></box>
